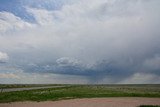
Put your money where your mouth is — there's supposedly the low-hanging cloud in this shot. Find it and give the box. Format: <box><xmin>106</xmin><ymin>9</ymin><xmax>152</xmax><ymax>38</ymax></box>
<box><xmin>0</xmin><ymin>0</ymin><xmax>160</xmax><ymax>83</ymax></box>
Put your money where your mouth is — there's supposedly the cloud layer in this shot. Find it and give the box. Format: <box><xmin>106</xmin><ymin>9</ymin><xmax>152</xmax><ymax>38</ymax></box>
<box><xmin>0</xmin><ymin>0</ymin><xmax>160</xmax><ymax>84</ymax></box>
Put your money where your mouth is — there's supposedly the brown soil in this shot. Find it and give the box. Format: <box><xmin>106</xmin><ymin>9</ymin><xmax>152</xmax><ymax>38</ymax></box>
<box><xmin>0</xmin><ymin>97</ymin><xmax>160</xmax><ymax>107</ymax></box>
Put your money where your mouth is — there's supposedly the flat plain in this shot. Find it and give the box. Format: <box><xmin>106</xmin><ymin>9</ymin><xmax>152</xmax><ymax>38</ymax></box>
<box><xmin>0</xmin><ymin>84</ymin><xmax>160</xmax><ymax>103</ymax></box>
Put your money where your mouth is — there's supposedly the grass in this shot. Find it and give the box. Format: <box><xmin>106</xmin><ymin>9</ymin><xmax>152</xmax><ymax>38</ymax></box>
<box><xmin>0</xmin><ymin>84</ymin><xmax>160</xmax><ymax>103</ymax></box>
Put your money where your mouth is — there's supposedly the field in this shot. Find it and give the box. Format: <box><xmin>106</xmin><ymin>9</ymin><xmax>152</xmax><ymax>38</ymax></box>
<box><xmin>0</xmin><ymin>84</ymin><xmax>160</xmax><ymax>103</ymax></box>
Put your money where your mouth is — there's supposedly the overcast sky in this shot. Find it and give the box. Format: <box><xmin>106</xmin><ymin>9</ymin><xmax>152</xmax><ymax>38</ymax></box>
<box><xmin>0</xmin><ymin>0</ymin><xmax>160</xmax><ymax>84</ymax></box>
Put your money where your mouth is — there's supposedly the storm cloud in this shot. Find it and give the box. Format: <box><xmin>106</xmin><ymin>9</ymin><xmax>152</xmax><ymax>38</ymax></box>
<box><xmin>0</xmin><ymin>0</ymin><xmax>160</xmax><ymax>84</ymax></box>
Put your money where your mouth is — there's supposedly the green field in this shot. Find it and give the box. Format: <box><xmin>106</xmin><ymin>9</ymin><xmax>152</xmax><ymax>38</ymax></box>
<box><xmin>0</xmin><ymin>84</ymin><xmax>160</xmax><ymax>103</ymax></box>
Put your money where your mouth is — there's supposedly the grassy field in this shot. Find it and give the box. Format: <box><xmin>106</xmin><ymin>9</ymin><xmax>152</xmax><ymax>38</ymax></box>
<box><xmin>0</xmin><ymin>84</ymin><xmax>160</xmax><ymax>103</ymax></box>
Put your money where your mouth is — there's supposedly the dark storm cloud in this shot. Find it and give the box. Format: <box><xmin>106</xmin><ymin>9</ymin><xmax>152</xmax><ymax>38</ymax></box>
<box><xmin>0</xmin><ymin>0</ymin><xmax>160</xmax><ymax>83</ymax></box>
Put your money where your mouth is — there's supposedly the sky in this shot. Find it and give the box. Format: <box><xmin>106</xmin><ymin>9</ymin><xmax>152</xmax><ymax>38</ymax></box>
<box><xmin>0</xmin><ymin>0</ymin><xmax>160</xmax><ymax>84</ymax></box>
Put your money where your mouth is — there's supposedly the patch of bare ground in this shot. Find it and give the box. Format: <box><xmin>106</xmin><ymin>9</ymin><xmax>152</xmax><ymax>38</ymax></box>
<box><xmin>0</xmin><ymin>97</ymin><xmax>160</xmax><ymax>107</ymax></box>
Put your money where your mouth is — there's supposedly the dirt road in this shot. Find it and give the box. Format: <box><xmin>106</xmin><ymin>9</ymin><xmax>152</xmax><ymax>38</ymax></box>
<box><xmin>0</xmin><ymin>97</ymin><xmax>160</xmax><ymax>107</ymax></box>
<box><xmin>1</xmin><ymin>86</ymin><xmax>65</xmax><ymax>92</ymax></box>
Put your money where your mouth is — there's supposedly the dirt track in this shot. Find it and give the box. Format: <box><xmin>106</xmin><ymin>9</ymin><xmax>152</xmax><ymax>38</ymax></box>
<box><xmin>1</xmin><ymin>86</ymin><xmax>65</xmax><ymax>92</ymax></box>
<box><xmin>0</xmin><ymin>97</ymin><xmax>160</xmax><ymax>107</ymax></box>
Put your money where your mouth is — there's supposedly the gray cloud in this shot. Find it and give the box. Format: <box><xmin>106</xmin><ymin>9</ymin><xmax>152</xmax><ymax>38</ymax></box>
<box><xmin>0</xmin><ymin>0</ymin><xmax>160</xmax><ymax>83</ymax></box>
